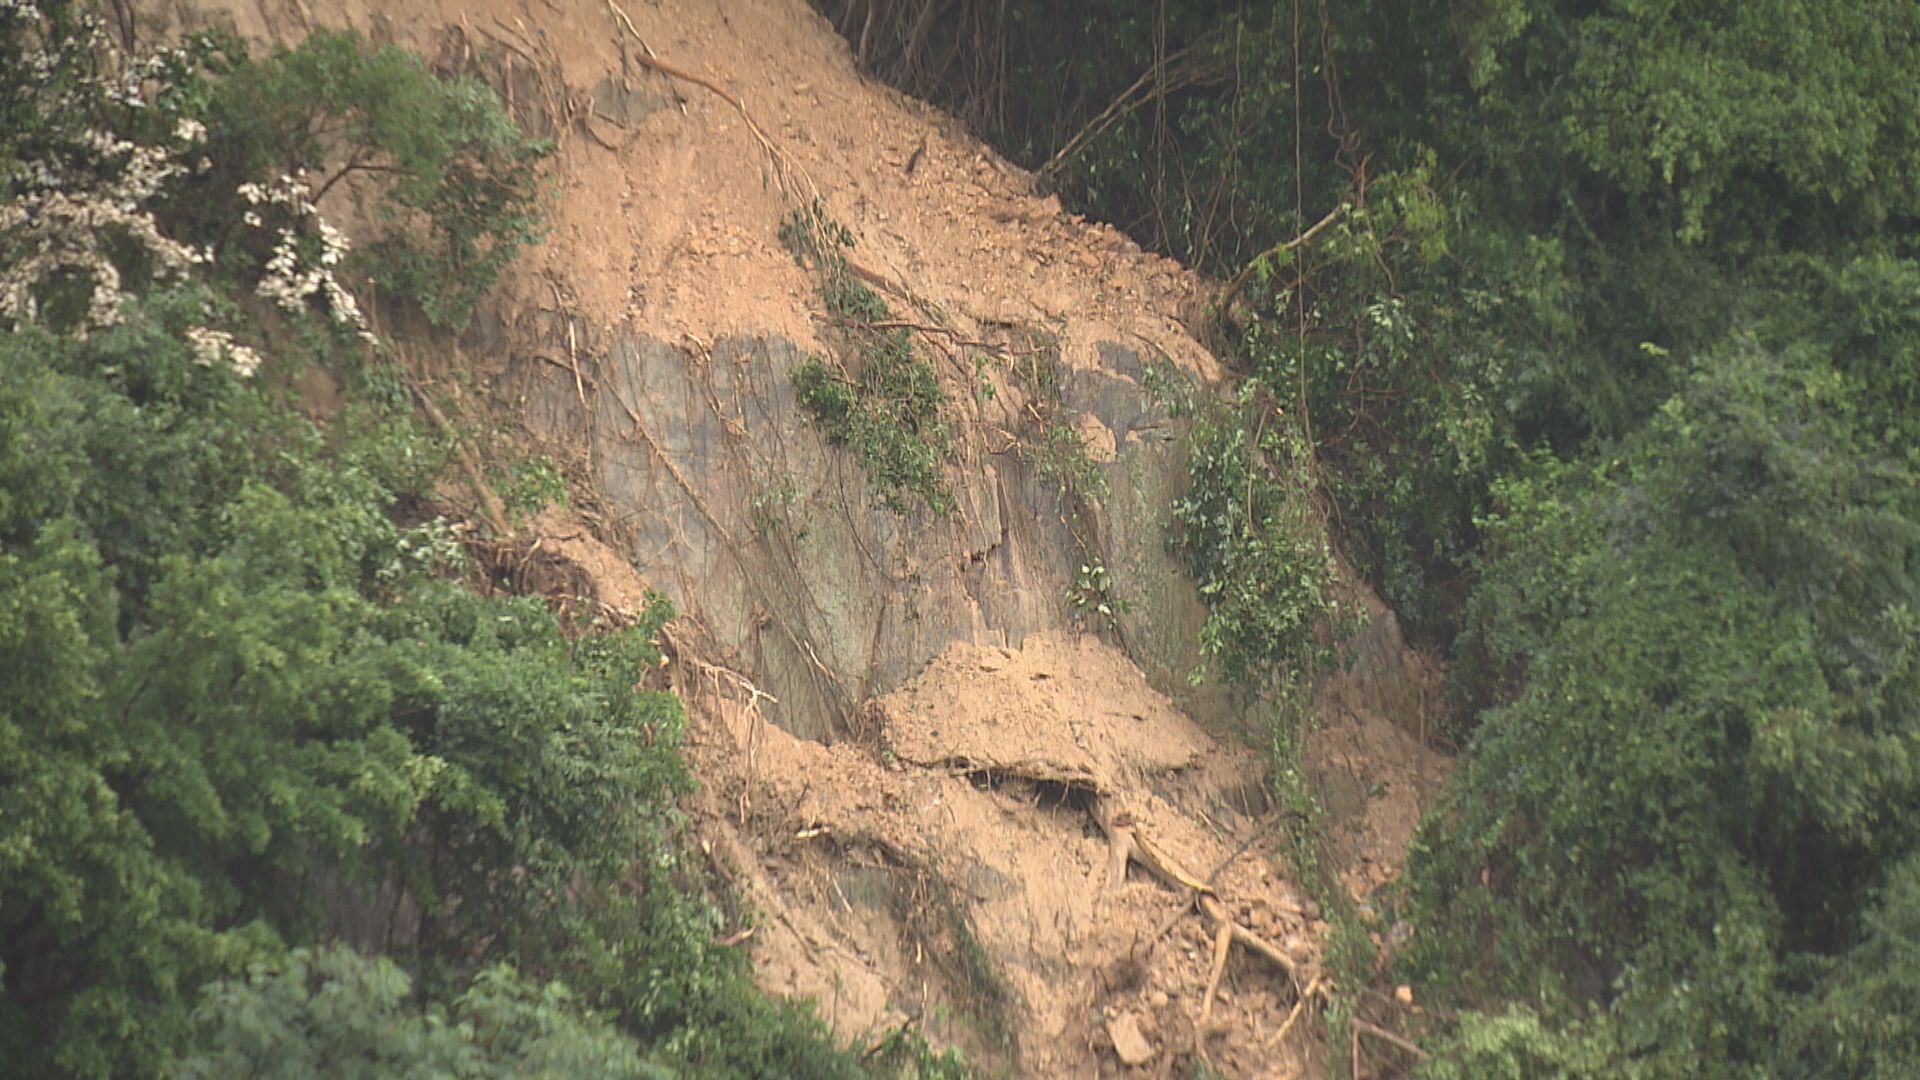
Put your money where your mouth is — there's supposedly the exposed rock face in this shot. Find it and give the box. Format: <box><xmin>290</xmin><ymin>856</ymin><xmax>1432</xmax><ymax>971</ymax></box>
<box><xmin>522</xmin><ymin>331</ymin><xmax>1228</xmax><ymax>742</ymax></box>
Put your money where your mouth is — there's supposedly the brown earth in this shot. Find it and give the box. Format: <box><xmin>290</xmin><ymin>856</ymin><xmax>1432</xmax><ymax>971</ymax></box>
<box><xmin>533</xmin><ymin>510</ymin><xmax>1447</xmax><ymax>1077</ymax></box>
<box><xmin>134</xmin><ymin>0</ymin><xmax>1452</xmax><ymax>1073</ymax></box>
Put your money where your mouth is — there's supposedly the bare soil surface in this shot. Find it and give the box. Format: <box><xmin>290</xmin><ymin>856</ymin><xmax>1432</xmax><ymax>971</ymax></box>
<box><xmin>526</xmin><ymin>518</ymin><xmax>1447</xmax><ymax>1077</ymax></box>
<box><xmin>680</xmin><ymin>626</ymin><xmax>1322</xmax><ymax>1076</ymax></box>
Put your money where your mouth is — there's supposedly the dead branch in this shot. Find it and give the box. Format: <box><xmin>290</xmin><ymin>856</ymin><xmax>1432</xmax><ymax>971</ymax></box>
<box><xmin>1105</xmin><ymin>813</ymin><xmax>1137</xmax><ymax>889</ymax></box>
<box><xmin>1354</xmin><ymin>1018</ymin><xmax>1430</xmax><ymax>1061</ymax></box>
<box><xmin>1214</xmin><ymin>201</ymin><xmax>1348</xmax><ymax>312</ymax></box>
<box><xmin>1264</xmin><ymin>973</ymin><xmax>1322</xmax><ymax>1048</ymax></box>
<box><xmin>408</xmin><ymin>377</ymin><xmax>510</xmax><ymax>537</ymax></box>
<box><xmin>1039</xmin><ymin>36</ymin><xmax>1220</xmax><ymax>181</ymax></box>
<box><xmin>1090</xmin><ymin>795</ymin><xmax>1303</xmax><ymax>1014</ymax></box>
<box><xmin>547</xmin><ymin>280</ymin><xmax>588</xmax><ymax>408</ymax></box>
<box><xmin>1198</xmin><ymin>922</ymin><xmax>1234</xmax><ymax>1027</ymax></box>
<box><xmin>1141</xmin><ymin>832</ymin><xmax>1257</xmax><ymax>956</ymax></box>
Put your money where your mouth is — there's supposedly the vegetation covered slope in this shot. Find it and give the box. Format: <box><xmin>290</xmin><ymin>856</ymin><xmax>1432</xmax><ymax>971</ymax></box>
<box><xmin>0</xmin><ymin>5</ymin><xmax>957</xmax><ymax>1077</ymax></box>
<box><xmin>824</xmin><ymin>0</ymin><xmax>1920</xmax><ymax>1073</ymax></box>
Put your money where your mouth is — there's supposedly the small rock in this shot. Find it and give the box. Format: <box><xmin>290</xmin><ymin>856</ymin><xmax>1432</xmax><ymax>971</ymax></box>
<box><xmin>1395</xmin><ymin>985</ymin><xmax>1415</xmax><ymax>1006</ymax></box>
<box><xmin>1107</xmin><ymin>1012</ymin><xmax>1156</xmax><ymax>1066</ymax></box>
<box><xmin>1148</xmin><ymin>990</ymin><xmax>1171</xmax><ymax>1009</ymax></box>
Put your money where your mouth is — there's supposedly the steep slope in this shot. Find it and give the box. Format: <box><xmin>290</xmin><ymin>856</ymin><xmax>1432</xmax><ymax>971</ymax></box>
<box><xmin>136</xmin><ymin>0</ymin><xmax>1447</xmax><ymax>1073</ymax></box>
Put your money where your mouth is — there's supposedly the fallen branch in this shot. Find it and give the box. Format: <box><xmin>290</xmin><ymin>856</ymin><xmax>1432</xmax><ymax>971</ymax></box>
<box><xmin>408</xmin><ymin>378</ymin><xmax>510</xmax><ymax>537</ymax></box>
<box><xmin>1354</xmin><ymin>1018</ymin><xmax>1430</xmax><ymax>1061</ymax></box>
<box><xmin>1141</xmin><ymin>830</ymin><xmax>1263</xmax><ymax>957</ymax></box>
<box><xmin>1105</xmin><ymin>813</ymin><xmax>1137</xmax><ymax>890</ymax></box>
<box><xmin>1264</xmin><ymin>974</ymin><xmax>1323</xmax><ymax>1049</ymax></box>
<box><xmin>1214</xmin><ymin>202</ymin><xmax>1348</xmax><ymax>312</ymax></box>
<box><xmin>1198</xmin><ymin>922</ymin><xmax>1234</xmax><ymax>1027</ymax></box>
<box><xmin>1095</xmin><ymin>800</ymin><xmax>1212</xmax><ymax>895</ymax></box>
<box><xmin>1090</xmin><ymin>796</ymin><xmax>1302</xmax><ymax>1007</ymax></box>
<box><xmin>547</xmin><ymin>280</ymin><xmax>587</xmax><ymax>408</ymax></box>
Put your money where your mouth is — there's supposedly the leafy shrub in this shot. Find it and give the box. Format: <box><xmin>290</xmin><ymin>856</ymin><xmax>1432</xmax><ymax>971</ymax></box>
<box><xmin>1171</xmin><ymin>384</ymin><xmax>1333</xmax><ymax>684</ymax></box>
<box><xmin>1414</xmin><ymin>1007</ymin><xmax>1615</xmax><ymax>1080</ymax></box>
<box><xmin>785</xmin><ymin>203</ymin><xmax>955</xmax><ymax>516</ymax></box>
<box><xmin>199</xmin><ymin>28</ymin><xmax>550</xmax><ymax>327</ymax></box>
<box><xmin>1779</xmin><ymin>855</ymin><xmax>1920</xmax><ymax>1078</ymax></box>
<box><xmin>794</xmin><ymin>346</ymin><xmax>953</xmax><ymax>515</ymax></box>
<box><xmin>176</xmin><ymin>946</ymin><xmax>667</xmax><ymax>1080</ymax></box>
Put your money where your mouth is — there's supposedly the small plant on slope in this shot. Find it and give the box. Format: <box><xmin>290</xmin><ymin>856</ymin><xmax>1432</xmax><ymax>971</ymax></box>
<box><xmin>783</xmin><ymin>201</ymin><xmax>955</xmax><ymax>515</ymax></box>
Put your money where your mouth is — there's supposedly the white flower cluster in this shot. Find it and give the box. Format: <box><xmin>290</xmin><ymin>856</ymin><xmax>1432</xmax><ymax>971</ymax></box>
<box><xmin>1</xmin><ymin>5</ymin><xmax>196</xmax><ymax>338</ymax></box>
<box><xmin>0</xmin><ymin>131</ymin><xmax>208</xmax><ymax>333</ymax></box>
<box><xmin>184</xmin><ymin>325</ymin><xmax>263</xmax><ymax>378</ymax></box>
<box><xmin>238</xmin><ymin>173</ymin><xmax>376</xmax><ymax>341</ymax></box>
<box><xmin>0</xmin><ymin>4</ymin><xmax>376</xmax><ymax>378</ymax></box>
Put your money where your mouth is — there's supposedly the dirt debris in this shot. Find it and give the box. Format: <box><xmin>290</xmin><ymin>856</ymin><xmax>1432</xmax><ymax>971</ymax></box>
<box><xmin>680</xmin><ymin>629</ymin><xmax>1328</xmax><ymax>1076</ymax></box>
<box><xmin>506</xmin><ymin>514</ymin><xmax>1448</xmax><ymax>1076</ymax></box>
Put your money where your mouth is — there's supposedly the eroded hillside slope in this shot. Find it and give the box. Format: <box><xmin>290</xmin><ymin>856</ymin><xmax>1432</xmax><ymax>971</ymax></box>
<box><xmin>136</xmin><ymin>0</ymin><xmax>1446</xmax><ymax>1073</ymax></box>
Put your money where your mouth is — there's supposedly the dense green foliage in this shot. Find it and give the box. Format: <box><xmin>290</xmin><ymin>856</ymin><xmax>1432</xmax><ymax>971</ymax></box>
<box><xmin>1170</xmin><ymin>386</ymin><xmax>1333</xmax><ymax>684</ymax></box>
<box><xmin>849</xmin><ymin>0</ymin><xmax>1920</xmax><ymax>1073</ymax></box>
<box><xmin>1409</xmin><ymin>334</ymin><xmax>1920</xmax><ymax>1073</ymax></box>
<box><xmin>0</xmin><ymin>8</ymin><xmax>919</xmax><ymax>1078</ymax></box>
<box><xmin>176</xmin><ymin>947</ymin><xmax>668</xmax><ymax>1080</ymax></box>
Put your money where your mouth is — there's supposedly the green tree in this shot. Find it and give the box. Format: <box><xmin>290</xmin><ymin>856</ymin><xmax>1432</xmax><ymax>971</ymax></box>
<box><xmin>1408</xmin><ymin>336</ymin><xmax>1920</xmax><ymax>1073</ymax></box>
<box><xmin>0</xmin><ymin>9</ymin><xmax>892</xmax><ymax>1077</ymax></box>
<box><xmin>175</xmin><ymin>946</ymin><xmax>667</xmax><ymax>1080</ymax></box>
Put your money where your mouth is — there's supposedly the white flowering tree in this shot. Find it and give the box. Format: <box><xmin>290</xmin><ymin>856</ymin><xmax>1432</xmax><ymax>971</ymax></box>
<box><xmin>0</xmin><ymin>2</ymin><xmax>384</xmax><ymax>375</ymax></box>
<box><xmin>1</xmin><ymin>0</ymin><xmax>548</xmax><ymax>362</ymax></box>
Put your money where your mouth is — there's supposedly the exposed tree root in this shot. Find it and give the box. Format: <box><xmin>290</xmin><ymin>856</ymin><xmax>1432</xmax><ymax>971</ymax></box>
<box><xmin>1089</xmin><ymin>794</ymin><xmax>1305</xmax><ymax>1051</ymax></box>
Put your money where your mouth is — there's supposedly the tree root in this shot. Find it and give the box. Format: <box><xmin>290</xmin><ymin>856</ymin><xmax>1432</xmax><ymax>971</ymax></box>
<box><xmin>1090</xmin><ymin>794</ymin><xmax>1305</xmax><ymax>1051</ymax></box>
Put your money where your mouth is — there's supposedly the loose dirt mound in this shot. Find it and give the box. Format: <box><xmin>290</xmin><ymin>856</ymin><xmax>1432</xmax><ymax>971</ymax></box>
<box><xmin>679</xmin><ymin>627</ymin><xmax>1328</xmax><ymax>1076</ymax></box>
<box><xmin>873</xmin><ymin>635</ymin><xmax>1209</xmax><ymax>789</ymax></box>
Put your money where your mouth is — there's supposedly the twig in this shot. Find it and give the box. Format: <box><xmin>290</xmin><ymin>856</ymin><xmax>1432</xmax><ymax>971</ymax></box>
<box><xmin>1142</xmin><ymin>829</ymin><xmax>1263</xmax><ymax>953</ymax></box>
<box><xmin>579</xmin><ymin>116</ymin><xmax>623</xmax><ymax>151</ymax></box>
<box><xmin>1039</xmin><ymin>36</ymin><xmax>1216</xmax><ymax>180</ymax></box>
<box><xmin>1264</xmin><ymin>974</ymin><xmax>1322</xmax><ymax>1048</ymax></box>
<box><xmin>478</xmin><ymin>23</ymin><xmax>538</xmax><ymax>67</ymax></box>
<box><xmin>1214</xmin><ymin>201</ymin><xmax>1347</xmax><ymax>311</ymax></box>
<box><xmin>1354</xmin><ymin>1019</ymin><xmax>1430</xmax><ymax>1061</ymax></box>
<box><xmin>1352</xmin><ymin>1018</ymin><xmax>1362</xmax><ymax>1080</ymax></box>
<box><xmin>1198</xmin><ymin>922</ymin><xmax>1234</xmax><ymax>1028</ymax></box>
<box><xmin>1091</xmin><ymin>797</ymin><xmax>1301</xmax><ymax>995</ymax></box>
<box><xmin>408</xmin><ymin>378</ymin><xmax>510</xmax><ymax>537</ymax></box>
<box><xmin>548</xmin><ymin>281</ymin><xmax>586</xmax><ymax>408</ymax></box>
